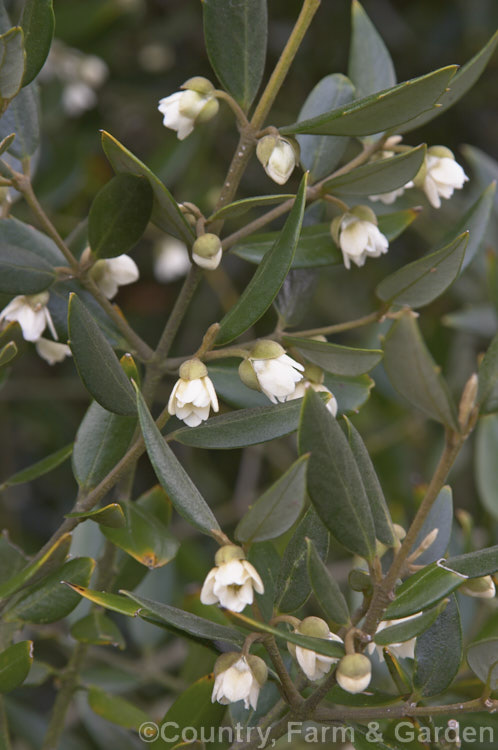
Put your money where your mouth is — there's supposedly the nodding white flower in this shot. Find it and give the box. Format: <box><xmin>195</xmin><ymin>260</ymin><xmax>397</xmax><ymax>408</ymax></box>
<box><xmin>153</xmin><ymin>236</ymin><xmax>191</xmax><ymax>282</ymax></box>
<box><xmin>192</xmin><ymin>233</ymin><xmax>222</xmax><ymax>270</ymax></box>
<box><xmin>89</xmin><ymin>254</ymin><xmax>139</xmax><ymax>299</ymax></box>
<box><xmin>168</xmin><ymin>358</ymin><xmax>219</xmax><ymax>427</ymax></box>
<box><xmin>212</xmin><ymin>652</ymin><xmax>268</xmax><ymax>710</ymax></box>
<box><xmin>367</xmin><ymin>613</ymin><xmax>421</xmax><ymax>662</ymax></box>
<box><xmin>0</xmin><ymin>292</ymin><xmax>57</xmax><ymax>343</ymax></box>
<box><xmin>35</xmin><ymin>338</ymin><xmax>72</xmax><ymax>366</ymax></box>
<box><xmin>331</xmin><ymin>206</ymin><xmax>388</xmax><ymax>270</ymax></box>
<box><xmin>239</xmin><ymin>340</ymin><xmax>304</xmax><ymax>405</ymax></box>
<box><xmin>200</xmin><ymin>544</ymin><xmax>264</xmax><ymax>612</ymax></box>
<box><xmin>288</xmin><ymin>617</ymin><xmax>343</xmax><ymax>681</ymax></box>
<box><xmin>286</xmin><ymin>364</ymin><xmax>338</xmax><ymax>416</ymax></box>
<box><xmin>459</xmin><ymin>575</ymin><xmax>496</xmax><ymax>599</ymax></box>
<box><xmin>158</xmin><ymin>76</ymin><xmax>219</xmax><ymax>141</ymax></box>
<box><xmin>415</xmin><ymin>146</ymin><xmax>469</xmax><ymax>209</ymax></box>
<box><xmin>336</xmin><ymin>654</ymin><xmax>372</xmax><ymax>694</ymax></box>
<box><xmin>256</xmin><ymin>135</ymin><xmax>298</xmax><ymax>185</ymax></box>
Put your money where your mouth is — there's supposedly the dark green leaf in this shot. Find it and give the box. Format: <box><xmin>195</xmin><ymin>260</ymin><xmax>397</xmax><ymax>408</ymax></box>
<box><xmin>0</xmin><ymin>82</ymin><xmax>39</xmax><ymax>158</ymax></box>
<box><xmin>454</xmin><ymin>182</ymin><xmax>496</xmax><ymax>271</ymax></box>
<box><xmin>298</xmin><ymin>389</ymin><xmax>376</xmax><ymax>559</ymax></box>
<box><xmin>376</xmin><ymin>232</ymin><xmax>468</xmax><ymax>308</ymax></box>
<box><xmin>0</xmin><ymin>340</ymin><xmax>17</xmax><ymax>368</ymax></box>
<box><xmin>70</xmin><ymin>612</ymin><xmax>125</xmax><ymax>649</ymax></box>
<box><xmin>72</xmin><ymin>401</ymin><xmax>136</xmax><ymax>489</ymax></box>
<box><xmin>348</xmin><ymin>0</ymin><xmax>396</xmax><ymax>99</ymax></box>
<box><xmin>66</xmin><ymin>503</ymin><xmax>126</xmax><ymax>529</ymax></box>
<box><xmin>235</xmin><ymin>455</ymin><xmax>308</xmax><ymax>542</ymax></box>
<box><xmin>0</xmin><ymin>532</ymin><xmax>71</xmax><ymax>600</ymax></box>
<box><xmin>410</xmin><ymin>486</ymin><xmax>453</xmax><ymax>565</ymax></box>
<box><xmin>0</xmin><ymin>641</ymin><xmax>33</xmax><ymax>694</ymax></box>
<box><xmin>208</xmin><ymin>194</ymin><xmax>294</xmax><ymax>223</ymax></box>
<box><xmin>248</xmin><ymin>542</ymin><xmax>280</xmax><ymax>622</ymax></box>
<box><xmin>467</xmin><ymin>638</ymin><xmax>498</xmax><ymax>691</ymax></box>
<box><xmin>297</xmin><ymin>74</ymin><xmax>356</xmax><ymax>181</ymax></box>
<box><xmin>0</xmin><ymin>443</ymin><xmax>72</xmax><ymax>491</ymax></box>
<box><xmin>382</xmin><ymin>311</ymin><xmax>459</xmax><ymax>430</ymax></box>
<box><xmin>0</xmin><ymin>217</ymin><xmax>64</xmax><ymax>266</ymax></box>
<box><xmin>449</xmin><ymin>546</ymin><xmax>498</xmax><ymax>577</ymax></box>
<box><xmin>156</xmin><ymin>675</ymin><xmax>225</xmax><ymax>749</ymax></box>
<box><xmin>216</xmin><ymin>174</ymin><xmax>307</xmax><ymax>345</ymax></box>
<box><xmin>68</xmin><ymin>293</ymin><xmax>137</xmax><ymax>416</ymax></box>
<box><xmin>21</xmin><ymin>0</ymin><xmax>54</xmax><ymax>87</ymax></box>
<box><xmin>475</xmin><ymin>415</ymin><xmax>498</xmax><ymax>519</ymax></box>
<box><xmin>101</xmin><ymin>130</ymin><xmax>194</xmax><ymax>244</ymax></box>
<box><xmin>0</xmin><ymin>246</ymin><xmax>56</xmax><ymax>295</ymax></box>
<box><xmin>88</xmin><ymin>687</ymin><xmax>149</xmax><ymax>730</ymax></box>
<box><xmin>478</xmin><ymin>332</ymin><xmax>498</xmax><ymax>414</ymax></box>
<box><xmin>88</xmin><ymin>174</ymin><xmax>153</xmax><ymax>259</ymax></box>
<box><xmin>325</xmin><ymin>373</ymin><xmax>374</xmax><ymax>414</ymax></box>
<box><xmin>63</xmin><ymin>584</ymin><xmax>140</xmax><ymax>617</ymax></box>
<box><xmin>0</xmin><ymin>27</ymin><xmax>24</xmax><ymax>102</ymax></box>
<box><xmin>283</xmin><ymin>335</ymin><xmax>382</xmax><ymax>376</ymax></box>
<box><xmin>374</xmin><ymin>600</ymin><xmax>448</xmax><ymax>646</ymax></box>
<box><xmin>324</xmin><ymin>146</ymin><xmax>425</xmax><ymax>196</ymax></box>
<box><xmin>102</xmin><ymin>501</ymin><xmax>179</xmax><ymax>568</ymax></box>
<box><xmin>136</xmin><ymin>387</ymin><xmax>220</xmax><ymax>536</ymax></box>
<box><xmin>306</xmin><ymin>539</ymin><xmax>350</xmax><ymax>627</ymax></box>
<box><xmin>280</xmin><ymin>66</ymin><xmax>456</xmax><ymax>137</ymax></box>
<box><xmin>413</xmin><ymin>595</ymin><xmax>462</xmax><ymax>697</ymax></box>
<box><xmin>202</xmin><ymin>0</ymin><xmax>267</xmax><ymax>111</ymax></box>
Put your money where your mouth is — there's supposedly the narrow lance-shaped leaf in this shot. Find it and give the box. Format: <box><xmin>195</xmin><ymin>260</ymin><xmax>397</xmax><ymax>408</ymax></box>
<box><xmin>0</xmin><ymin>340</ymin><xmax>17</xmax><ymax>368</ymax></box>
<box><xmin>135</xmin><ymin>386</ymin><xmax>220</xmax><ymax>536</ymax></box>
<box><xmin>452</xmin><ymin>181</ymin><xmax>496</xmax><ymax>271</ymax></box>
<box><xmin>306</xmin><ymin>539</ymin><xmax>350</xmax><ymax>627</ymax></box>
<box><xmin>374</xmin><ymin>600</ymin><xmax>448</xmax><ymax>646</ymax></box>
<box><xmin>88</xmin><ymin>687</ymin><xmax>150</xmax><ymax>731</ymax></box>
<box><xmin>216</xmin><ymin>174</ymin><xmax>308</xmax><ymax>346</ymax></box>
<box><xmin>65</xmin><ymin>503</ymin><xmax>126</xmax><ymax>529</ymax></box>
<box><xmin>467</xmin><ymin>638</ymin><xmax>498</xmax><ymax>691</ymax></box>
<box><xmin>298</xmin><ymin>389</ymin><xmax>377</xmax><ymax>559</ymax></box>
<box><xmin>0</xmin><ymin>27</ymin><xmax>25</xmax><ymax>102</ymax></box>
<box><xmin>382</xmin><ymin>311</ymin><xmax>459</xmax><ymax>430</ymax></box>
<box><xmin>323</xmin><ymin>146</ymin><xmax>425</xmax><ymax>196</ymax></box>
<box><xmin>63</xmin><ymin>584</ymin><xmax>141</xmax><ymax>617</ymax></box>
<box><xmin>413</xmin><ymin>595</ymin><xmax>462</xmax><ymax>697</ymax></box>
<box><xmin>475</xmin><ymin>415</ymin><xmax>498</xmax><ymax>520</ymax></box>
<box><xmin>0</xmin><ymin>443</ymin><xmax>72</xmax><ymax>491</ymax></box>
<box><xmin>68</xmin><ymin>293</ymin><xmax>137</xmax><ymax>417</ymax></box>
<box><xmin>0</xmin><ymin>83</ymin><xmax>39</xmax><ymax>159</ymax></box>
<box><xmin>208</xmin><ymin>194</ymin><xmax>294</xmax><ymax>223</ymax></box>
<box><xmin>410</xmin><ymin>485</ymin><xmax>453</xmax><ymax>566</ymax></box>
<box><xmin>70</xmin><ymin>612</ymin><xmax>125</xmax><ymax>649</ymax></box>
<box><xmin>21</xmin><ymin>0</ymin><xmax>55</xmax><ymax>87</ymax></box>
<box><xmin>0</xmin><ymin>533</ymin><xmax>72</xmax><ymax>600</ymax></box>
<box><xmin>477</xmin><ymin>330</ymin><xmax>498</xmax><ymax>414</ymax></box>
<box><xmin>283</xmin><ymin>335</ymin><xmax>382</xmax><ymax>376</ymax></box>
<box><xmin>348</xmin><ymin>0</ymin><xmax>396</xmax><ymax>99</ymax></box>
<box><xmin>0</xmin><ymin>641</ymin><xmax>33</xmax><ymax>694</ymax></box>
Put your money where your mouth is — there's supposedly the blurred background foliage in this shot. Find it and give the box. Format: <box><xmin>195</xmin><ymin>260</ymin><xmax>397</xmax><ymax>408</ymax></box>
<box><xmin>0</xmin><ymin>1</ymin><xmax>497</xmax><ymax>746</ymax></box>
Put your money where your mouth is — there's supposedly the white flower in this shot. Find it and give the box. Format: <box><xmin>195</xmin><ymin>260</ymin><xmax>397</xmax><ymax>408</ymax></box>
<box><xmin>35</xmin><ymin>338</ymin><xmax>72</xmax><ymax>365</ymax></box>
<box><xmin>331</xmin><ymin>206</ymin><xmax>388</xmax><ymax>270</ymax></box>
<box><xmin>168</xmin><ymin>359</ymin><xmax>219</xmax><ymax>427</ymax></box>
<box><xmin>191</xmin><ymin>233</ymin><xmax>222</xmax><ymax>271</ymax></box>
<box><xmin>367</xmin><ymin>614</ymin><xmax>420</xmax><ymax>663</ymax></box>
<box><xmin>289</xmin><ymin>617</ymin><xmax>343</xmax><ymax>682</ymax></box>
<box><xmin>153</xmin><ymin>236</ymin><xmax>191</xmax><ymax>282</ymax></box>
<box><xmin>416</xmin><ymin>147</ymin><xmax>469</xmax><ymax>209</ymax></box>
<box><xmin>90</xmin><ymin>254</ymin><xmax>139</xmax><ymax>299</ymax></box>
<box><xmin>287</xmin><ymin>366</ymin><xmax>338</xmax><ymax>417</ymax></box>
<box><xmin>212</xmin><ymin>653</ymin><xmax>268</xmax><ymax>711</ymax></box>
<box><xmin>459</xmin><ymin>575</ymin><xmax>496</xmax><ymax>599</ymax></box>
<box><xmin>200</xmin><ymin>545</ymin><xmax>264</xmax><ymax>612</ymax></box>
<box><xmin>336</xmin><ymin>654</ymin><xmax>372</xmax><ymax>694</ymax></box>
<box><xmin>0</xmin><ymin>292</ymin><xmax>57</xmax><ymax>343</ymax></box>
<box><xmin>238</xmin><ymin>341</ymin><xmax>304</xmax><ymax>404</ymax></box>
<box><xmin>158</xmin><ymin>77</ymin><xmax>219</xmax><ymax>141</ymax></box>
<box><xmin>256</xmin><ymin>135</ymin><xmax>297</xmax><ymax>185</ymax></box>
<box><xmin>370</xmin><ymin>186</ymin><xmax>412</xmax><ymax>205</ymax></box>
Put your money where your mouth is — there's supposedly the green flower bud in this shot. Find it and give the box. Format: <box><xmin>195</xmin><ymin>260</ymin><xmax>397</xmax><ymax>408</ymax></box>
<box><xmin>459</xmin><ymin>575</ymin><xmax>496</xmax><ymax>599</ymax></box>
<box><xmin>246</xmin><ymin>654</ymin><xmax>268</xmax><ymax>686</ymax></box>
<box><xmin>179</xmin><ymin>358</ymin><xmax>208</xmax><ymax>381</ymax></box>
<box><xmin>215</xmin><ymin>544</ymin><xmax>246</xmax><ymax>566</ymax></box>
<box><xmin>249</xmin><ymin>340</ymin><xmax>285</xmax><ymax>360</ymax></box>
<box><xmin>238</xmin><ymin>359</ymin><xmax>261</xmax><ymax>391</ymax></box>
<box><xmin>427</xmin><ymin>145</ymin><xmax>455</xmax><ymax>160</ymax></box>
<box><xmin>192</xmin><ymin>233</ymin><xmax>222</xmax><ymax>270</ymax></box>
<box><xmin>350</xmin><ymin>205</ymin><xmax>378</xmax><ymax>225</ymax></box>
<box><xmin>336</xmin><ymin>654</ymin><xmax>372</xmax><ymax>694</ymax></box>
<box><xmin>181</xmin><ymin>76</ymin><xmax>215</xmax><ymax>95</ymax></box>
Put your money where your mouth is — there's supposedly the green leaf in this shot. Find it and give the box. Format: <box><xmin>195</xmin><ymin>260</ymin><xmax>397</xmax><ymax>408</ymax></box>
<box><xmin>280</xmin><ymin>66</ymin><xmax>456</xmax><ymax>137</ymax></box>
<box><xmin>88</xmin><ymin>174</ymin><xmax>153</xmax><ymax>259</ymax></box>
<box><xmin>4</xmin><ymin>557</ymin><xmax>95</xmax><ymax>624</ymax></box>
<box><xmin>325</xmin><ymin>373</ymin><xmax>374</xmax><ymax>414</ymax></box>
<box><xmin>376</xmin><ymin>232</ymin><xmax>469</xmax><ymax>308</ymax></box>
<box><xmin>0</xmin><ymin>82</ymin><xmax>39</xmax><ymax>158</ymax></box>
<box><xmin>449</xmin><ymin>545</ymin><xmax>498</xmax><ymax>577</ymax></box>
<box><xmin>121</xmin><ymin>591</ymin><xmax>245</xmax><ymax>647</ymax></box>
<box><xmin>136</xmin><ymin>387</ymin><xmax>220</xmax><ymax>536</ymax></box>
<box><xmin>235</xmin><ymin>455</ymin><xmax>309</xmax><ymax>543</ymax></box>
<box><xmin>275</xmin><ymin>506</ymin><xmax>329</xmax><ymax>613</ymax></box>
<box><xmin>68</xmin><ymin>293</ymin><xmax>137</xmax><ymax>417</ymax></box>
<box><xmin>401</xmin><ymin>30</ymin><xmax>498</xmax><ymax>132</ymax></box>
<box><xmin>0</xmin><ymin>27</ymin><xmax>25</xmax><ymax>102</ymax></box>
<box><xmin>0</xmin><ymin>249</ymin><xmax>56</xmax><ymax>297</ymax></box>
<box><xmin>476</xmin><ymin>415</ymin><xmax>498</xmax><ymax>519</ymax></box>
<box><xmin>410</xmin><ymin>485</ymin><xmax>453</xmax><ymax>565</ymax></box>
<box><xmin>70</xmin><ymin>612</ymin><xmax>125</xmax><ymax>649</ymax></box>
<box><xmin>0</xmin><ymin>532</ymin><xmax>71</xmax><ymax>600</ymax></box>
<box><xmin>88</xmin><ymin>687</ymin><xmax>149</xmax><ymax>730</ymax></box>
<box><xmin>382</xmin><ymin>311</ymin><xmax>459</xmax><ymax>430</ymax></box>
<box><xmin>467</xmin><ymin>638</ymin><xmax>498</xmax><ymax>691</ymax></box>
<box><xmin>66</xmin><ymin>503</ymin><xmax>126</xmax><ymax>529</ymax></box>
<box><xmin>248</xmin><ymin>542</ymin><xmax>280</xmax><ymax>622</ymax></box>
<box><xmin>101</xmin><ymin>130</ymin><xmax>194</xmax><ymax>244</ymax></box>
<box><xmin>0</xmin><ymin>340</ymin><xmax>17</xmax><ymax>368</ymax></box>
<box><xmin>216</xmin><ymin>174</ymin><xmax>307</xmax><ymax>345</ymax></box>
<box><xmin>72</xmin><ymin>401</ymin><xmax>136</xmax><ymax>489</ymax></box>
<box><xmin>0</xmin><ymin>443</ymin><xmax>72</xmax><ymax>491</ymax></box>
<box><xmin>63</xmin><ymin>584</ymin><xmax>140</xmax><ymax>617</ymax></box>
<box><xmin>344</xmin><ymin>418</ymin><xmax>395</xmax><ymax>546</ymax></box>
<box><xmin>298</xmin><ymin>389</ymin><xmax>376</xmax><ymax>559</ymax></box>
<box><xmin>413</xmin><ymin>595</ymin><xmax>462</xmax><ymax>697</ymax></box>
<box><xmin>348</xmin><ymin>0</ymin><xmax>396</xmax><ymax>99</ymax></box>
<box><xmin>172</xmin><ymin>398</ymin><xmax>317</xmax><ymax>450</ymax></box>
<box><xmin>0</xmin><ymin>217</ymin><xmax>63</xmax><ymax>266</ymax></box>
<box><xmin>323</xmin><ymin>146</ymin><xmax>425</xmax><ymax>196</ymax></box>
<box><xmin>202</xmin><ymin>0</ymin><xmax>267</xmax><ymax>112</ymax></box>
<box><xmin>283</xmin><ymin>335</ymin><xmax>383</xmax><ymax>376</ymax></box>
<box><xmin>232</xmin><ymin>210</ymin><xmax>419</xmax><ymax>268</ymax></box>
<box><xmin>21</xmin><ymin>0</ymin><xmax>54</xmax><ymax>87</ymax></box>
<box><xmin>207</xmin><ymin>360</ymin><xmax>270</xmax><ymax>409</ymax></box>
<box><xmin>454</xmin><ymin>182</ymin><xmax>496</xmax><ymax>271</ymax></box>
<box><xmin>102</xmin><ymin>501</ymin><xmax>179</xmax><ymax>568</ymax></box>
<box><xmin>478</xmin><ymin>332</ymin><xmax>498</xmax><ymax>414</ymax></box>
<box><xmin>306</xmin><ymin>539</ymin><xmax>350</xmax><ymax>627</ymax></box>
<box><xmin>374</xmin><ymin>601</ymin><xmax>448</xmax><ymax>646</ymax></box>
<box><xmin>0</xmin><ymin>641</ymin><xmax>33</xmax><ymax>694</ymax></box>
<box><xmin>296</xmin><ymin>74</ymin><xmax>356</xmax><ymax>181</ymax></box>
<box><xmin>0</xmin><ymin>132</ymin><xmax>15</xmax><ymax>155</ymax></box>
<box><xmin>207</xmin><ymin>194</ymin><xmax>294</xmax><ymax>223</ymax></box>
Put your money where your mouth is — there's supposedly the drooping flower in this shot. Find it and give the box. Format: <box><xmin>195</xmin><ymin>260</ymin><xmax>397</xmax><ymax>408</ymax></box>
<box><xmin>414</xmin><ymin>146</ymin><xmax>469</xmax><ymax>209</ymax></box>
<box><xmin>256</xmin><ymin>135</ymin><xmax>298</xmax><ymax>185</ymax></box>
<box><xmin>192</xmin><ymin>233</ymin><xmax>222</xmax><ymax>270</ymax></box>
<box><xmin>459</xmin><ymin>575</ymin><xmax>496</xmax><ymax>599</ymax></box>
<box><xmin>238</xmin><ymin>341</ymin><xmax>304</xmax><ymax>404</ymax></box>
<box><xmin>168</xmin><ymin>358</ymin><xmax>219</xmax><ymax>427</ymax></box>
<box><xmin>288</xmin><ymin>617</ymin><xmax>343</xmax><ymax>681</ymax></box>
<box><xmin>35</xmin><ymin>338</ymin><xmax>72</xmax><ymax>365</ymax></box>
<box><xmin>158</xmin><ymin>76</ymin><xmax>219</xmax><ymax>140</ymax></box>
<box><xmin>212</xmin><ymin>653</ymin><xmax>268</xmax><ymax>710</ymax></box>
<box><xmin>287</xmin><ymin>364</ymin><xmax>338</xmax><ymax>416</ymax></box>
<box><xmin>0</xmin><ymin>292</ymin><xmax>57</xmax><ymax>343</ymax></box>
<box><xmin>331</xmin><ymin>206</ymin><xmax>389</xmax><ymax>270</ymax></box>
<box><xmin>153</xmin><ymin>236</ymin><xmax>191</xmax><ymax>282</ymax></box>
<box><xmin>89</xmin><ymin>254</ymin><xmax>139</xmax><ymax>299</ymax></box>
<box><xmin>200</xmin><ymin>544</ymin><xmax>264</xmax><ymax>612</ymax></box>
<box><xmin>336</xmin><ymin>654</ymin><xmax>372</xmax><ymax>694</ymax></box>
<box><xmin>367</xmin><ymin>613</ymin><xmax>421</xmax><ymax>663</ymax></box>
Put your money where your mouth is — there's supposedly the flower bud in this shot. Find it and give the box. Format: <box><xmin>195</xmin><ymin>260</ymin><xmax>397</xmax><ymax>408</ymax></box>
<box><xmin>192</xmin><ymin>233</ymin><xmax>222</xmax><ymax>270</ymax></box>
<box><xmin>238</xmin><ymin>359</ymin><xmax>261</xmax><ymax>391</ymax></box>
<box><xmin>256</xmin><ymin>135</ymin><xmax>297</xmax><ymax>185</ymax></box>
<box><xmin>243</xmin><ymin>342</ymin><xmax>304</xmax><ymax>404</ymax></box>
<box><xmin>348</xmin><ymin>569</ymin><xmax>372</xmax><ymax>593</ymax></box>
<box><xmin>459</xmin><ymin>575</ymin><xmax>496</xmax><ymax>599</ymax></box>
<box><xmin>212</xmin><ymin>652</ymin><xmax>268</xmax><ymax>710</ymax></box>
<box><xmin>336</xmin><ymin>654</ymin><xmax>372</xmax><ymax>694</ymax></box>
<box><xmin>250</xmin><ymin>340</ymin><xmax>285</xmax><ymax>360</ymax></box>
<box><xmin>288</xmin><ymin>617</ymin><xmax>343</xmax><ymax>681</ymax></box>
<box><xmin>181</xmin><ymin>76</ymin><xmax>215</xmax><ymax>95</ymax></box>
<box><xmin>214</xmin><ymin>544</ymin><xmax>245</xmax><ymax>566</ymax></box>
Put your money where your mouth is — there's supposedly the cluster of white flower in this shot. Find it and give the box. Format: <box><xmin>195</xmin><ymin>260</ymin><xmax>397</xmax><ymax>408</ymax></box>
<box><xmin>331</xmin><ymin>205</ymin><xmax>389</xmax><ymax>270</ymax></box>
